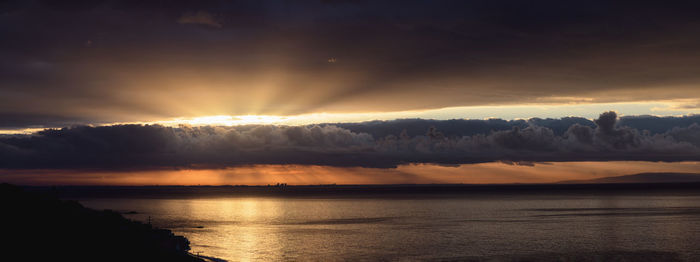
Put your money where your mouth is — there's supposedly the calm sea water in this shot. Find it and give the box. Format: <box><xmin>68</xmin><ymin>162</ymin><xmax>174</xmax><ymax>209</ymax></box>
<box><xmin>75</xmin><ymin>191</ymin><xmax>700</xmax><ymax>261</ymax></box>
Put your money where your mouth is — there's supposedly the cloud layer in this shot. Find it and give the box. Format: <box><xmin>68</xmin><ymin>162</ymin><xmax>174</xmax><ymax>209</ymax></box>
<box><xmin>1</xmin><ymin>112</ymin><xmax>699</xmax><ymax>170</ymax></box>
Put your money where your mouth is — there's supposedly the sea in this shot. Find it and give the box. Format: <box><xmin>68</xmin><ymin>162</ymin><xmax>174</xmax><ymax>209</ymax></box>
<box><xmin>53</xmin><ymin>184</ymin><xmax>700</xmax><ymax>261</ymax></box>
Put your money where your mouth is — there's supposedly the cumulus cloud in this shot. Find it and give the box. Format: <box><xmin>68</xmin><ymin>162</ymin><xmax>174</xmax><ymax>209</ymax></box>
<box><xmin>0</xmin><ymin>112</ymin><xmax>699</xmax><ymax>170</ymax></box>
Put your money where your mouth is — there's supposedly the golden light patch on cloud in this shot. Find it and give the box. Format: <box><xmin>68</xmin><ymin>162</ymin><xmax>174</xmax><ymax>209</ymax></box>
<box><xmin>177</xmin><ymin>11</ymin><xmax>221</xmax><ymax>28</ymax></box>
<box><xmin>534</xmin><ymin>96</ymin><xmax>596</xmax><ymax>104</ymax></box>
<box><xmin>2</xmin><ymin>161</ymin><xmax>698</xmax><ymax>186</ymax></box>
<box><xmin>650</xmin><ymin>99</ymin><xmax>700</xmax><ymax>113</ymax></box>
<box><xmin>0</xmin><ymin>127</ymin><xmax>48</xmax><ymax>135</ymax></box>
<box><xmin>156</xmin><ymin>115</ymin><xmax>292</xmax><ymax>126</ymax></box>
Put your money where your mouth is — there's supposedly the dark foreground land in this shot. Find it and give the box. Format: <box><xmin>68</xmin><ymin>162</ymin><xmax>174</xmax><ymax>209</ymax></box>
<box><xmin>1</xmin><ymin>183</ymin><xmax>205</xmax><ymax>262</ymax></box>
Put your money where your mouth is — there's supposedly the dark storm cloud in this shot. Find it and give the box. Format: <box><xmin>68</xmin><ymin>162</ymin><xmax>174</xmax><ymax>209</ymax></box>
<box><xmin>3</xmin><ymin>1</ymin><xmax>700</xmax><ymax>126</ymax></box>
<box><xmin>1</xmin><ymin>112</ymin><xmax>699</xmax><ymax>170</ymax></box>
<box><xmin>618</xmin><ymin>115</ymin><xmax>700</xmax><ymax>135</ymax></box>
<box><xmin>331</xmin><ymin>114</ymin><xmax>700</xmax><ymax>138</ymax></box>
<box><xmin>331</xmin><ymin>117</ymin><xmax>595</xmax><ymax>138</ymax></box>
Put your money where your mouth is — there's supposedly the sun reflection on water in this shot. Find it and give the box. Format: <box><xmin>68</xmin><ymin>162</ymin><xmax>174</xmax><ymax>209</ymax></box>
<box><xmin>189</xmin><ymin>198</ymin><xmax>284</xmax><ymax>261</ymax></box>
<box><xmin>79</xmin><ymin>194</ymin><xmax>700</xmax><ymax>261</ymax></box>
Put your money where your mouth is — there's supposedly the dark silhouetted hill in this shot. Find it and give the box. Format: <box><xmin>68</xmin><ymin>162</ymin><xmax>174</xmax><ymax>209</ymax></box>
<box><xmin>0</xmin><ymin>183</ymin><xmax>205</xmax><ymax>262</ymax></box>
<box><xmin>558</xmin><ymin>173</ymin><xmax>700</xmax><ymax>184</ymax></box>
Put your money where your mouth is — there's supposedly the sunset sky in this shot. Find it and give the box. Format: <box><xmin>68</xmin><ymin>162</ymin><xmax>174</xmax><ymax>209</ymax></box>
<box><xmin>1</xmin><ymin>1</ymin><xmax>699</xmax><ymax>185</ymax></box>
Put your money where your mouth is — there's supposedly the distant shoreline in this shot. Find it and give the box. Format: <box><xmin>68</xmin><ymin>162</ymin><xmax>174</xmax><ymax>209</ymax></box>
<box><xmin>23</xmin><ymin>181</ymin><xmax>700</xmax><ymax>200</ymax></box>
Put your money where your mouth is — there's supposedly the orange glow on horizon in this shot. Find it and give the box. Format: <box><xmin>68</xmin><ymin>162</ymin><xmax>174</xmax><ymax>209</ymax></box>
<box><xmin>1</xmin><ymin>161</ymin><xmax>698</xmax><ymax>186</ymax></box>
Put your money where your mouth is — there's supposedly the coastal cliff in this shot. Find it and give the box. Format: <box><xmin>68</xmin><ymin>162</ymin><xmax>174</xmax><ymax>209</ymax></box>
<box><xmin>1</xmin><ymin>183</ymin><xmax>205</xmax><ymax>262</ymax></box>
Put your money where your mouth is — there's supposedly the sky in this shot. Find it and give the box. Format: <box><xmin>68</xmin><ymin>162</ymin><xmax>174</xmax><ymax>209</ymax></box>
<box><xmin>1</xmin><ymin>1</ymin><xmax>700</xmax><ymax>185</ymax></box>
